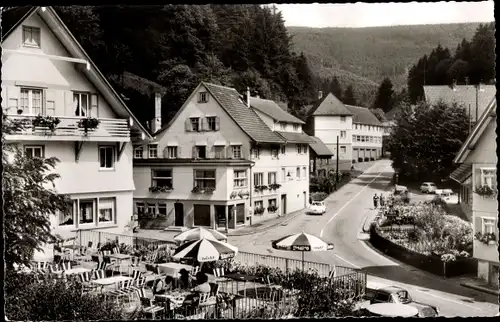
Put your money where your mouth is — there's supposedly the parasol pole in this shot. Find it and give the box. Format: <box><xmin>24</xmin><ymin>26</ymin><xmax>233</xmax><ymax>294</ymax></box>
<box><xmin>302</xmin><ymin>251</ymin><xmax>305</xmax><ymax>271</ymax></box>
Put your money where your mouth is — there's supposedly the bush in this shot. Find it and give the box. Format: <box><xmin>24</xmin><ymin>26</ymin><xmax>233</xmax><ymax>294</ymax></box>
<box><xmin>364</xmin><ymin>157</ymin><xmax>369</xmax><ymax>162</ymax></box>
<box><xmin>311</xmin><ymin>192</ymin><xmax>328</xmax><ymax>201</ymax></box>
<box><xmin>358</xmin><ymin>157</ymin><xmax>363</xmax><ymax>162</ymax></box>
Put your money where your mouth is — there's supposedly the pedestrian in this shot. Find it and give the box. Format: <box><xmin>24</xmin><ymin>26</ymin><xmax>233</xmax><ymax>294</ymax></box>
<box><xmin>379</xmin><ymin>193</ymin><xmax>385</xmax><ymax>207</ymax></box>
<box><xmin>373</xmin><ymin>193</ymin><xmax>379</xmax><ymax>209</ymax></box>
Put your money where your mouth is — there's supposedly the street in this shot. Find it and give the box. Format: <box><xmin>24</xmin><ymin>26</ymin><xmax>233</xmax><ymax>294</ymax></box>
<box><xmin>228</xmin><ymin>160</ymin><xmax>499</xmax><ymax>317</ymax></box>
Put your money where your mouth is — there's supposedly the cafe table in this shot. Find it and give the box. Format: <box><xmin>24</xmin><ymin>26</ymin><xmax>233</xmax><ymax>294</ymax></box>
<box><xmin>107</xmin><ymin>253</ymin><xmax>132</xmax><ymax>275</ymax></box>
<box><xmin>222</xmin><ymin>273</ymin><xmax>259</xmax><ymax>298</ymax></box>
<box><xmin>63</xmin><ymin>267</ymin><xmax>91</xmax><ymax>275</ymax></box>
<box><xmin>92</xmin><ymin>275</ymin><xmax>132</xmax><ymax>292</ymax></box>
<box><xmin>155</xmin><ymin>290</ymin><xmax>192</xmax><ymax>309</ymax></box>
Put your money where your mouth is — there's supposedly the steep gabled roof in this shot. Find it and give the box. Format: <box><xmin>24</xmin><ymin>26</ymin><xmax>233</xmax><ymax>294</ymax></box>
<box><xmin>449</xmin><ymin>163</ymin><xmax>472</xmax><ymax>184</ymax></box>
<box><xmin>345</xmin><ymin>105</ymin><xmax>382</xmax><ymax>126</ymax></box>
<box><xmin>454</xmin><ymin>97</ymin><xmax>496</xmax><ymax>164</ymax></box>
<box><xmin>250</xmin><ymin>97</ymin><xmax>304</xmax><ymax>124</ymax></box>
<box><xmin>276</xmin><ymin>131</ymin><xmax>314</xmax><ymax>144</ymax></box>
<box><xmin>203</xmin><ymin>83</ymin><xmax>285</xmax><ymax>144</ymax></box>
<box><xmin>309</xmin><ymin>136</ymin><xmax>333</xmax><ymax>157</ymax></box>
<box><xmin>312</xmin><ymin>93</ymin><xmax>353</xmax><ymax>116</ymax></box>
<box><xmin>1</xmin><ymin>6</ymin><xmax>152</xmax><ymax>139</ymax></box>
<box><xmin>424</xmin><ymin>85</ymin><xmax>496</xmax><ymax>122</ymax></box>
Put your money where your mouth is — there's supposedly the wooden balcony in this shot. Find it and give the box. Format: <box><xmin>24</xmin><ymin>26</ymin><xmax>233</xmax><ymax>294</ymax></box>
<box><xmin>4</xmin><ymin>115</ymin><xmax>130</xmax><ymax>142</ymax></box>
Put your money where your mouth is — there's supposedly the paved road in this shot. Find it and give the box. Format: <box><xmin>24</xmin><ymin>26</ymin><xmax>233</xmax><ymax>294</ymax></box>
<box><xmin>228</xmin><ymin>160</ymin><xmax>499</xmax><ymax>317</ymax></box>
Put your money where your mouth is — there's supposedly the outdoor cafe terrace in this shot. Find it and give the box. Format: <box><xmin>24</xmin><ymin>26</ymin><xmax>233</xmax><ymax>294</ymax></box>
<box><xmin>20</xmin><ymin>229</ymin><xmax>367</xmax><ymax>319</ymax></box>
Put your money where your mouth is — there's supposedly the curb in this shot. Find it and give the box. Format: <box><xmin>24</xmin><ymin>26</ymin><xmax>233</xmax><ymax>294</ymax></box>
<box><xmin>460</xmin><ymin>282</ymin><xmax>500</xmax><ymax>296</ymax></box>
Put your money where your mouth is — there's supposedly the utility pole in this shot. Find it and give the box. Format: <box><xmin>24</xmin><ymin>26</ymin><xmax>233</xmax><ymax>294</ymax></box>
<box><xmin>475</xmin><ymin>82</ymin><xmax>480</xmax><ymax>124</ymax></box>
<box><xmin>336</xmin><ymin>135</ymin><xmax>339</xmax><ymax>183</ymax></box>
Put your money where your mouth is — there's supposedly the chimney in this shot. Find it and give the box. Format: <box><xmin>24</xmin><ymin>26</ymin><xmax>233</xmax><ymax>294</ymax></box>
<box><xmin>246</xmin><ymin>87</ymin><xmax>250</xmax><ymax>107</ymax></box>
<box><xmin>318</xmin><ymin>91</ymin><xmax>323</xmax><ymax>100</ymax></box>
<box><xmin>151</xmin><ymin>92</ymin><xmax>162</xmax><ymax>133</ymax></box>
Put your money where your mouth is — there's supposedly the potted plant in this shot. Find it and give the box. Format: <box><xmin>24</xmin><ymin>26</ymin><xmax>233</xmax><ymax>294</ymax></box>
<box><xmin>32</xmin><ymin>115</ymin><xmax>61</xmax><ymax>133</ymax></box>
<box><xmin>191</xmin><ymin>186</ymin><xmax>204</xmax><ymax>193</ymax></box>
<box><xmin>254</xmin><ymin>206</ymin><xmax>265</xmax><ymax>215</ymax></box>
<box><xmin>475</xmin><ymin>185</ymin><xmax>497</xmax><ymax>198</ymax></box>
<box><xmin>230</xmin><ymin>191</ymin><xmax>238</xmax><ymax>199</ymax></box>
<box><xmin>267</xmin><ymin>205</ymin><xmax>278</xmax><ymax>213</ymax></box>
<box><xmin>268</xmin><ymin>183</ymin><xmax>281</xmax><ymax>190</ymax></box>
<box><xmin>238</xmin><ymin>190</ymin><xmax>249</xmax><ymax>199</ymax></box>
<box><xmin>77</xmin><ymin>117</ymin><xmax>100</xmax><ymax>134</ymax></box>
<box><xmin>254</xmin><ymin>185</ymin><xmax>269</xmax><ymax>193</ymax></box>
<box><xmin>149</xmin><ymin>186</ymin><xmax>173</xmax><ymax>193</ymax></box>
<box><xmin>204</xmin><ymin>187</ymin><xmax>215</xmax><ymax>194</ymax></box>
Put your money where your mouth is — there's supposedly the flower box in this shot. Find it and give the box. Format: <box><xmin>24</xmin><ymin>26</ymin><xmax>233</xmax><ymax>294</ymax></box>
<box><xmin>77</xmin><ymin>117</ymin><xmax>100</xmax><ymax>134</ymax></box>
<box><xmin>230</xmin><ymin>191</ymin><xmax>238</xmax><ymax>199</ymax></box>
<box><xmin>191</xmin><ymin>186</ymin><xmax>204</xmax><ymax>193</ymax></box>
<box><xmin>149</xmin><ymin>186</ymin><xmax>173</xmax><ymax>193</ymax></box>
<box><xmin>267</xmin><ymin>205</ymin><xmax>278</xmax><ymax>213</ymax></box>
<box><xmin>238</xmin><ymin>190</ymin><xmax>249</xmax><ymax>199</ymax></box>
<box><xmin>254</xmin><ymin>185</ymin><xmax>269</xmax><ymax>193</ymax></box>
<box><xmin>268</xmin><ymin>183</ymin><xmax>281</xmax><ymax>190</ymax></box>
<box><xmin>204</xmin><ymin>187</ymin><xmax>215</xmax><ymax>194</ymax></box>
<box><xmin>474</xmin><ymin>231</ymin><xmax>496</xmax><ymax>245</ymax></box>
<box><xmin>32</xmin><ymin>115</ymin><xmax>61</xmax><ymax>132</ymax></box>
<box><xmin>474</xmin><ymin>185</ymin><xmax>497</xmax><ymax>198</ymax></box>
<box><xmin>254</xmin><ymin>207</ymin><xmax>265</xmax><ymax>215</ymax></box>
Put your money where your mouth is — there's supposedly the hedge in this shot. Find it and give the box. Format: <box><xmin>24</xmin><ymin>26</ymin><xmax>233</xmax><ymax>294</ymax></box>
<box><xmin>369</xmin><ymin>225</ymin><xmax>477</xmax><ymax>277</ymax></box>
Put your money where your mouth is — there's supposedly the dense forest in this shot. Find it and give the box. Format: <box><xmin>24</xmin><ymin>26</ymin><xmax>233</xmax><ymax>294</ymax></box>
<box><xmin>41</xmin><ymin>5</ymin><xmax>318</xmax><ymax>128</ymax></box>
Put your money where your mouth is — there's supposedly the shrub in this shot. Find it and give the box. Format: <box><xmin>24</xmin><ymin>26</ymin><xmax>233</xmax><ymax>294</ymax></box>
<box><xmin>358</xmin><ymin>157</ymin><xmax>363</xmax><ymax>162</ymax></box>
<box><xmin>364</xmin><ymin>157</ymin><xmax>369</xmax><ymax>162</ymax></box>
<box><xmin>311</xmin><ymin>192</ymin><xmax>328</xmax><ymax>201</ymax></box>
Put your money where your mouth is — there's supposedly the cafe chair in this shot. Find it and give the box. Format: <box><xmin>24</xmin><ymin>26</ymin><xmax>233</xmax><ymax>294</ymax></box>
<box><xmin>48</xmin><ymin>263</ymin><xmax>63</xmax><ymax>275</ymax></box>
<box><xmin>140</xmin><ymin>297</ymin><xmax>164</xmax><ymax>320</ymax></box>
<box><xmin>191</xmin><ymin>266</ymin><xmax>200</xmax><ymax>276</ymax></box>
<box><xmin>131</xmin><ymin>270</ymin><xmax>143</xmax><ymax>280</ymax></box>
<box><xmin>109</xmin><ymin>280</ymin><xmax>134</xmax><ymax>303</ymax></box>
<box><xmin>113</xmin><ymin>246</ymin><xmax>120</xmax><ymax>255</ymax></box>
<box><xmin>93</xmin><ymin>269</ymin><xmax>106</xmax><ymax>280</ymax></box>
<box><xmin>213</xmin><ymin>268</ymin><xmax>228</xmax><ymax>281</ymax></box>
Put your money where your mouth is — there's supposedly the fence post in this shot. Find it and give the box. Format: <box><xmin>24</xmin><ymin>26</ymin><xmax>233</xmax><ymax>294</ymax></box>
<box><xmin>78</xmin><ymin>229</ymin><xmax>82</xmax><ymax>246</ymax></box>
<box><xmin>285</xmin><ymin>258</ymin><xmax>289</xmax><ymax>273</ymax></box>
<box><xmin>98</xmin><ymin>231</ymin><xmax>101</xmax><ymax>246</ymax></box>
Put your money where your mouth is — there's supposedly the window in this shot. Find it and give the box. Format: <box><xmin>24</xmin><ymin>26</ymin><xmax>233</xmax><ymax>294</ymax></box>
<box><xmin>194</xmin><ymin>204</ymin><xmax>211</xmax><ymax>227</ymax></box>
<box><xmin>340</xmin><ymin>116</ymin><xmax>346</xmax><ymax>122</ymax></box>
<box><xmin>98</xmin><ymin>198</ymin><xmax>115</xmax><ymax>223</ymax></box>
<box><xmin>166</xmin><ymin>146</ymin><xmax>178</xmax><ymax>158</ymax></box>
<box><xmin>340</xmin><ymin>146</ymin><xmax>346</xmax><ymax>154</ymax></box>
<box><xmin>194</xmin><ymin>170</ymin><xmax>216</xmax><ymax>189</ymax></box>
<box><xmin>302</xmin><ymin>167</ymin><xmax>306</xmax><ymax>179</ymax></box>
<box><xmin>59</xmin><ymin>202</ymin><xmax>74</xmax><ymax>226</ymax></box>
<box><xmin>158</xmin><ymin>203</ymin><xmax>167</xmax><ymax>217</ymax></box>
<box><xmin>254</xmin><ymin>172</ymin><xmax>264</xmax><ymax>186</ymax></box>
<box><xmin>207</xmin><ymin>116</ymin><xmax>217</xmax><ymax>131</ymax></box>
<box><xmin>296</xmin><ymin>167</ymin><xmax>300</xmax><ymax>179</ymax></box>
<box><xmin>196</xmin><ymin>146</ymin><xmax>206</xmax><ymax>158</ymax></box>
<box><xmin>361</xmin><ymin>136</ymin><xmax>365</xmax><ymax>142</ymax></box>
<box><xmin>24</xmin><ymin>145</ymin><xmax>44</xmax><ymax>158</ymax></box>
<box><xmin>252</xmin><ymin>148</ymin><xmax>260</xmax><ymax>159</ymax></box>
<box><xmin>352</xmin><ymin>135</ymin><xmax>356</xmax><ymax>142</ymax></box>
<box><xmin>482</xmin><ymin>218</ymin><xmax>496</xmax><ymax>235</ymax></box>
<box><xmin>214</xmin><ymin>146</ymin><xmax>225</xmax><ymax>159</ymax></box>
<box><xmin>480</xmin><ymin>168</ymin><xmax>496</xmax><ymax>189</ymax></box>
<box><xmin>152</xmin><ymin>169</ymin><xmax>173</xmax><ymax>188</ymax></box>
<box><xmin>281</xmin><ymin>168</ymin><xmax>286</xmax><ymax>182</ymax></box>
<box><xmin>190</xmin><ymin>118</ymin><xmax>200</xmax><ymax>132</ymax></box>
<box><xmin>268</xmin><ymin>172</ymin><xmax>277</xmax><ymax>184</ymax></box>
<box><xmin>280</xmin><ymin>123</ymin><xmax>286</xmax><ymax>130</ymax></box>
<box><xmin>254</xmin><ymin>200</ymin><xmax>264</xmax><ymax>211</ymax></box>
<box><xmin>232</xmin><ymin>145</ymin><xmax>242</xmax><ymax>159</ymax></box>
<box><xmin>79</xmin><ymin>199</ymin><xmax>95</xmax><ymax>224</ymax></box>
<box><xmin>134</xmin><ymin>146</ymin><xmax>143</xmax><ymax>159</ymax></box>
<box><xmin>355</xmin><ymin>124</ymin><xmax>358</xmax><ymax>130</ymax></box>
<box><xmin>271</xmin><ymin>148</ymin><xmax>279</xmax><ymax>159</ymax></box>
<box><xmin>147</xmin><ymin>203</ymin><xmax>156</xmax><ymax>214</ymax></box>
<box><xmin>374</xmin><ymin>292</ymin><xmax>390</xmax><ymax>303</ymax></box>
<box><xmin>20</xmin><ymin>88</ymin><xmax>43</xmax><ymax>115</ymax></box>
<box><xmin>293</xmin><ymin>124</ymin><xmax>299</xmax><ymax>131</ymax></box>
<box><xmin>280</xmin><ymin>145</ymin><xmax>286</xmax><ymax>154</ymax></box>
<box><xmin>73</xmin><ymin>92</ymin><xmax>90</xmax><ymax>116</ymax></box>
<box><xmin>147</xmin><ymin>145</ymin><xmax>158</xmax><ymax>158</ymax></box>
<box><xmin>297</xmin><ymin>144</ymin><xmax>302</xmax><ymax>154</ymax></box>
<box><xmin>198</xmin><ymin>92</ymin><xmax>209</xmax><ymax>103</ymax></box>
<box><xmin>340</xmin><ymin>131</ymin><xmax>346</xmax><ymax>139</ymax></box>
<box><xmin>268</xmin><ymin>199</ymin><xmax>277</xmax><ymax>207</ymax></box>
<box><xmin>234</xmin><ymin>170</ymin><xmax>247</xmax><ymax>187</ymax></box>
<box><xmin>22</xmin><ymin>26</ymin><xmax>40</xmax><ymax>48</ymax></box>
<box><xmin>136</xmin><ymin>202</ymin><xmax>145</xmax><ymax>214</ymax></box>
<box><xmin>99</xmin><ymin>146</ymin><xmax>115</xmax><ymax>169</ymax></box>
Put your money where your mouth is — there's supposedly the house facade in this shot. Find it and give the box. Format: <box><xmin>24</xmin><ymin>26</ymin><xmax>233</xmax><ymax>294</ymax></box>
<box><xmin>308</xmin><ymin>136</ymin><xmax>334</xmax><ymax>177</ymax></box>
<box><xmin>1</xmin><ymin>6</ymin><xmax>151</xmax><ymax>238</ymax></box>
<box><xmin>132</xmin><ymin>83</ymin><xmax>310</xmax><ymax>230</ymax></box>
<box><xmin>450</xmin><ymin>98</ymin><xmax>498</xmax><ymax>287</ymax></box>
<box><xmin>346</xmin><ymin>104</ymin><xmax>383</xmax><ymax>163</ymax></box>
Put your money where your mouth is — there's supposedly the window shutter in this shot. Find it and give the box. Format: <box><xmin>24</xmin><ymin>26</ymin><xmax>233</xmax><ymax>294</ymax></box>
<box><xmin>229</xmin><ymin>146</ymin><xmax>234</xmax><ymax>159</ymax></box>
<box><xmin>225</xmin><ymin>146</ymin><xmax>230</xmax><ymax>159</ymax></box>
<box><xmin>241</xmin><ymin>147</ymin><xmax>246</xmax><ymax>159</ymax></box>
<box><xmin>201</xmin><ymin>118</ymin><xmax>207</xmax><ymax>131</ymax></box>
<box><xmin>177</xmin><ymin>146</ymin><xmax>182</xmax><ymax>158</ymax></box>
<box><xmin>215</xmin><ymin>116</ymin><xmax>220</xmax><ymax>131</ymax></box>
<box><xmin>163</xmin><ymin>147</ymin><xmax>169</xmax><ymax>158</ymax></box>
<box><xmin>192</xmin><ymin>146</ymin><xmax>197</xmax><ymax>158</ymax></box>
<box><xmin>45</xmin><ymin>90</ymin><xmax>56</xmax><ymax>116</ymax></box>
<box><xmin>90</xmin><ymin>93</ymin><xmax>98</xmax><ymax>118</ymax></box>
<box><xmin>185</xmin><ymin>119</ymin><xmax>192</xmax><ymax>132</ymax></box>
<box><xmin>7</xmin><ymin>86</ymin><xmax>20</xmax><ymax>113</ymax></box>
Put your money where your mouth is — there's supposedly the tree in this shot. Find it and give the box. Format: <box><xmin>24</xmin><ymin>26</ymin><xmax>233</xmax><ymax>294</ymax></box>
<box><xmin>387</xmin><ymin>100</ymin><xmax>469</xmax><ymax>181</ymax></box>
<box><xmin>342</xmin><ymin>84</ymin><xmax>357</xmax><ymax>105</ymax></box>
<box><xmin>469</xmin><ymin>23</ymin><xmax>495</xmax><ymax>84</ymax></box>
<box><xmin>372</xmin><ymin>77</ymin><xmax>395</xmax><ymax>112</ymax></box>
<box><xmin>3</xmin><ymin>117</ymin><xmax>72</xmax><ymax>269</ymax></box>
<box><xmin>370</xmin><ymin>108</ymin><xmax>386</xmax><ymax>122</ymax></box>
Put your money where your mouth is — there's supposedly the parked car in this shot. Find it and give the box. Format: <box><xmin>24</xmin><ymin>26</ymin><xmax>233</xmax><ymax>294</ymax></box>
<box><xmin>420</xmin><ymin>182</ymin><xmax>437</xmax><ymax>194</ymax></box>
<box><xmin>392</xmin><ymin>185</ymin><xmax>408</xmax><ymax>195</ymax></box>
<box><xmin>435</xmin><ymin>189</ymin><xmax>458</xmax><ymax>204</ymax></box>
<box><xmin>308</xmin><ymin>201</ymin><xmax>326</xmax><ymax>215</ymax></box>
<box><xmin>362</xmin><ymin>282</ymin><xmax>439</xmax><ymax>317</ymax></box>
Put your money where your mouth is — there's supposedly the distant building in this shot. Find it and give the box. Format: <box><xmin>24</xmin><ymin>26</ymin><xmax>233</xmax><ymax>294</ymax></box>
<box><xmin>308</xmin><ymin>136</ymin><xmax>334</xmax><ymax>177</ymax></box>
<box><xmin>345</xmin><ymin>104</ymin><xmax>383</xmax><ymax>163</ymax></box>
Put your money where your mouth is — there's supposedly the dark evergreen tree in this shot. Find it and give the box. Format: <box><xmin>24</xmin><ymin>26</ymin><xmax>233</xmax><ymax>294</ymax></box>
<box><xmin>372</xmin><ymin>77</ymin><xmax>395</xmax><ymax>112</ymax></box>
<box><xmin>342</xmin><ymin>85</ymin><xmax>357</xmax><ymax>105</ymax></box>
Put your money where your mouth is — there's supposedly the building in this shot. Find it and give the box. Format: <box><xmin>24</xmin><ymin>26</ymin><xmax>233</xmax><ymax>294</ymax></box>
<box><xmin>132</xmin><ymin>83</ymin><xmax>310</xmax><ymax>230</ymax></box>
<box><xmin>308</xmin><ymin>136</ymin><xmax>334</xmax><ymax>177</ymax></box>
<box><xmin>1</xmin><ymin>6</ymin><xmax>151</xmax><ymax>238</ymax></box>
<box><xmin>450</xmin><ymin>97</ymin><xmax>498</xmax><ymax>288</ymax></box>
<box><xmin>346</xmin><ymin>104</ymin><xmax>383</xmax><ymax>163</ymax></box>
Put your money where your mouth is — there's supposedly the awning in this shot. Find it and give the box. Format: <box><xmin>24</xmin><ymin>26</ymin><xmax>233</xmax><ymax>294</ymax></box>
<box><xmin>195</xmin><ymin>141</ymin><xmax>207</xmax><ymax>146</ymax></box>
<box><xmin>449</xmin><ymin>163</ymin><xmax>472</xmax><ymax>183</ymax></box>
<box><xmin>213</xmin><ymin>141</ymin><xmax>226</xmax><ymax>146</ymax></box>
<box><xmin>166</xmin><ymin>141</ymin><xmax>179</xmax><ymax>146</ymax></box>
<box><xmin>230</xmin><ymin>142</ymin><xmax>242</xmax><ymax>145</ymax></box>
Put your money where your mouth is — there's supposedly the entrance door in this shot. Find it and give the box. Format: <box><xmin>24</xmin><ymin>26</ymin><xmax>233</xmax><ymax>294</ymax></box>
<box><xmin>303</xmin><ymin>191</ymin><xmax>307</xmax><ymax>207</ymax></box>
<box><xmin>215</xmin><ymin>205</ymin><xmax>226</xmax><ymax>227</ymax></box>
<box><xmin>174</xmin><ymin>202</ymin><xmax>184</xmax><ymax>226</ymax></box>
<box><xmin>281</xmin><ymin>194</ymin><xmax>287</xmax><ymax>216</ymax></box>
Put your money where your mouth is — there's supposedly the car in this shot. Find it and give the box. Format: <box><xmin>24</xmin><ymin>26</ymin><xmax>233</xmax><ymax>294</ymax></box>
<box><xmin>435</xmin><ymin>189</ymin><xmax>459</xmax><ymax>204</ymax></box>
<box><xmin>420</xmin><ymin>182</ymin><xmax>437</xmax><ymax>194</ymax></box>
<box><xmin>308</xmin><ymin>201</ymin><xmax>326</xmax><ymax>215</ymax></box>
<box><xmin>393</xmin><ymin>185</ymin><xmax>408</xmax><ymax>195</ymax></box>
<box><xmin>363</xmin><ymin>282</ymin><xmax>439</xmax><ymax>317</ymax></box>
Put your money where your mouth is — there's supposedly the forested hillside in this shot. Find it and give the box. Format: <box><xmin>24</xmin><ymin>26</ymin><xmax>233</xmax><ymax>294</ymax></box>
<box><xmin>288</xmin><ymin>23</ymin><xmax>481</xmax><ymax>105</ymax></box>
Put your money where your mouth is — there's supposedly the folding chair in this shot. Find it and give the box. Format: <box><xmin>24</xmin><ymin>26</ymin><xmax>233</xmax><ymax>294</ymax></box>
<box><xmin>130</xmin><ymin>276</ymin><xmax>147</xmax><ymax>293</ymax></box>
<box><xmin>48</xmin><ymin>263</ymin><xmax>63</xmax><ymax>275</ymax></box>
<box><xmin>213</xmin><ymin>267</ymin><xmax>227</xmax><ymax>280</ymax></box>
<box><xmin>191</xmin><ymin>266</ymin><xmax>200</xmax><ymax>276</ymax></box>
<box><xmin>141</xmin><ymin>297</ymin><xmax>164</xmax><ymax>320</ymax></box>
<box><xmin>79</xmin><ymin>271</ymin><xmax>98</xmax><ymax>293</ymax></box>
<box><xmin>93</xmin><ymin>269</ymin><xmax>106</xmax><ymax>280</ymax></box>
<box><xmin>62</xmin><ymin>261</ymin><xmax>72</xmax><ymax>271</ymax></box>
<box><xmin>113</xmin><ymin>246</ymin><xmax>120</xmax><ymax>255</ymax></box>
<box><xmin>131</xmin><ymin>269</ymin><xmax>143</xmax><ymax>281</ymax></box>
<box><xmin>109</xmin><ymin>279</ymin><xmax>134</xmax><ymax>303</ymax></box>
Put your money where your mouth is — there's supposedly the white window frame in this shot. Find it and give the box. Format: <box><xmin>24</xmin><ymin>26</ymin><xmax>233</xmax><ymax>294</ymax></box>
<box><xmin>148</xmin><ymin>144</ymin><xmax>158</xmax><ymax>158</ymax></box>
<box><xmin>252</xmin><ymin>148</ymin><xmax>260</xmax><ymax>159</ymax></box>
<box><xmin>73</xmin><ymin>92</ymin><xmax>90</xmax><ymax>117</ymax></box>
<box><xmin>481</xmin><ymin>217</ymin><xmax>497</xmax><ymax>235</ymax></box>
<box><xmin>340</xmin><ymin>146</ymin><xmax>346</xmax><ymax>154</ymax></box>
<box><xmin>214</xmin><ymin>145</ymin><xmax>225</xmax><ymax>159</ymax></box>
<box><xmin>20</xmin><ymin>88</ymin><xmax>43</xmax><ymax>115</ymax></box>
<box><xmin>233</xmin><ymin>170</ymin><xmax>247</xmax><ymax>188</ymax></box>
<box><xmin>59</xmin><ymin>201</ymin><xmax>75</xmax><ymax>226</ymax></box>
<box><xmin>134</xmin><ymin>146</ymin><xmax>143</xmax><ymax>159</ymax></box>
<box><xmin>271</xmin><ymin>148</ymin><xmax>279</xmax><ymax>159</ymax></box>
<box><xmin>190</xmin><ymin>117</ymin><xmax>200</xmax><ymax>132</ymax></box>
<box><xmin>296</xmin><ymin>167</ymin><xmax>300</xmax><ymax>179</ymax></box>
<box><xmin>136</xmin><ymin>202</ymin><xmax>145</xmax><ymax>214</ymax></box>
<box><xmin>254</xmin><ymin>200</ymin><xmax>264</xmax><ymax>209</ymax></box>
<box><xmin>297</xmin><ymin>144</ymin><xmax>302</xmax><ymax>154</ymax></box>
<box><xmin>302</xmin><ymin>167</ymin><xmax>306</xmax><ymax>179</ymax></box>
<box><xmin>268</xmin><ymin>172</ymin><xmax>277</xmax><ymax>185</ymax></box>
<box><xmin>167</xmin><ymin>146</ymin><xmax>178</xmax><ymax>158</ymax></box>
<box><xmin>199</xmin><ymin>92</ymin><xmax>209</xmax><ymax>103</ymax></box>
<box><xmin>480</xmin><ymin>168</ymin><xmax>496</xmax><ymax>189</ymax></box>
<box><xmin>340</xmin><ymin>116</ymin><xmax>346</xmax><ymax>123</ymax></box>
<box><xmin>281</xmin><ymin>168</ymin><xmax>286</xmax><ymax>182</ymax></box>
<box><xmin>98</xmin><ymin>197</ymin><xmax>115</xmax><ymax>224</ymax></box>
<box><xmin>147</xmin><ymin>203</ymin><xmax>156</xmax><ymax>215</ymax></box>
<box><xmin>158</xmin><ymin>203</ymin><xmax>167</xmax><ymax>217</ymax></box>
<box><xmin>232</xmin><ymin>145</ymin><xmax>242</xmax><ymax>159</ymax></box>
<box><xmin>254</xmin><ymin>172</ymin><xmax>264</xmax><ymax>186</ymax></box>
<box><xmin>78</xmin><ymin>199</ymin><xmax>96</xmax><ymax>225</ymax></box>
<box><xmin>340</xmin><ymin>131</ymin><xmax>346</xmax><ymax>139</ymax></box>
<box><xmin>207</xmin><ymin>116</ymin><xmax>217</xmax><ymax>131</ymax></box>
<box><xmin>24</xmin><ymin>145</ymin><xmax>44</xmax><ymax>158</ymax></box>
<box><xmin>194</xmin><ymin>169</ymin><xmax>216</xmax><ymax>189</ymax></box>
<box><xmin>152</xmin><ymin>169</ymin><xmax>173</xmax><ymax>188</ymax></box>
<box><xmin>22</xmin><ymin>26</ymin><xmax>41</xmax><ymax>48</ymax></box>
<box><xmin>99</xmin><ymin>146</ymin><xmax>115</xmax><ymax>170</ymax></box>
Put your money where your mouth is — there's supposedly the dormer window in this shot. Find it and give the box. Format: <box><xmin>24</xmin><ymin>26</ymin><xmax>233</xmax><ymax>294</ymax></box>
<box><xmin>199</xmin><ymin>92</ymin><xmax>209</xmax><ymax>103</ymax></box>
<box><xmin>23</xmin><ymin>26</ymin><xmax>41</xmax><ymax>48</ymax></box>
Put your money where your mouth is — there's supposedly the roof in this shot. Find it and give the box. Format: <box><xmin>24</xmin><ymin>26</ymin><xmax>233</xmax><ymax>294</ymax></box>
<box><xmin>203</xmin><ymin>83</ymin><xmax>285</xmax><ymax>144</ymax></box>
<box><xmin>250</xmin><ymin>97</ymin><xmax>304</xmax><ymax>124</ymax></box>
<box><xmin>345</xmin><ymin>105</ymin><xmax>382</xmax><ymax>126</ymax></box>
<box><xmin>309</xmin><ymin>136</ymin><xmax>334</xmax><ymax>157</ymax></box>
<box><xmin>1</xmin><ymin>6</ymin><xmax>152</xmax><ymax>139</ymax></box>
<box><xmin>454</xmin><ymin>97</ymin><xmax>496</xmax><ymax>164</ymax></box>
<box><xmin>424</xmin><ymin>85</ymin><xmax>496</xmax><ymax>122</ymax></box>
<box><xmin>312</xmin><ymin>93</ymin><xmax>353</xmax><ymax>116</ymax></box>
<box><xmin>276</xmin><ymin>131</ymin><xmax>315</xmax><ymax>144</ymax></box>
<box><xmin>449</xmin><ymin>163</ymin><xmax>472</xmax><ymax>183</ymax></box>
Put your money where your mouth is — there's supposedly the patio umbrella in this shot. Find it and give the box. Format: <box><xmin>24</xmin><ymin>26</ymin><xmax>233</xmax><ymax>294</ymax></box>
<box><xmin>271</xmin><ymin>231</ymin><xmax>334</xmax><ymax>270</ymax></box>
<box><xmin>173</xmin><ymin>227</ymin><xmax>227</xmax><ymax>244</ymax></box>
<box><xmin>172</xmin><ymin>238</ymin><xmax>238</xmax><ymax>263</ymax></box>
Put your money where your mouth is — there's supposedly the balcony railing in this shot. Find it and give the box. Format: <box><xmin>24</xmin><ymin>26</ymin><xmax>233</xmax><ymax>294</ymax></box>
<box><xmin>5</xmin><ymin>115</ymin><xmax>130</xmax><ymax>142</ymax></box>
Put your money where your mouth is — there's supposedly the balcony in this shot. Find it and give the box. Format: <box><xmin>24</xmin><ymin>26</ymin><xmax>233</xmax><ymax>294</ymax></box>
<box><xmin>4</xmin><ymin>115</ymin><xmax>130</xmax><ymax>142</ymax></box>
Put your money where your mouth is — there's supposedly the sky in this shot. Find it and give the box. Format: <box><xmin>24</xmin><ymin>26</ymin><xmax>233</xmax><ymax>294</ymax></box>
<box><xmin>275</xmin><ymin>2</ymin><xmax>495</xmax><ymax>28</ymax></box>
